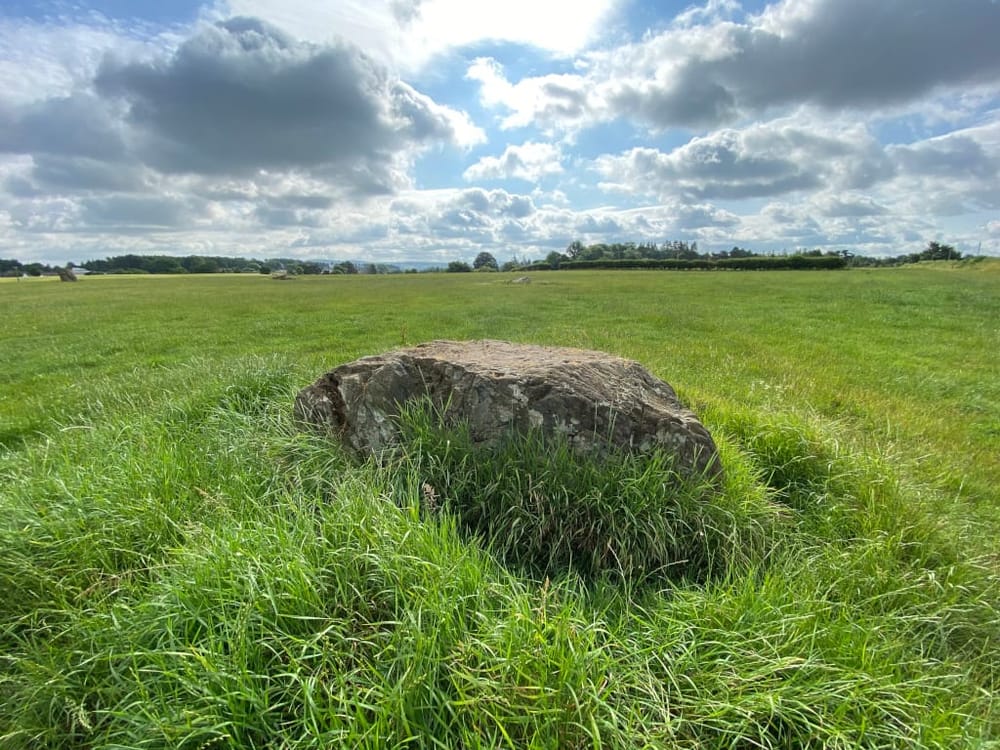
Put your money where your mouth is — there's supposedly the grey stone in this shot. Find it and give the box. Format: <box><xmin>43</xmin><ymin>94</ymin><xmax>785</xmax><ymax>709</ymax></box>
<box><xmin>295</xmin><ymin>340</ymin><xmax>721</xmax><ymax>479</ymax></box>
<box><xmin>57</xmin><ymin>267</ymin><xmax>78</xmax><ymax>282</ymax></box>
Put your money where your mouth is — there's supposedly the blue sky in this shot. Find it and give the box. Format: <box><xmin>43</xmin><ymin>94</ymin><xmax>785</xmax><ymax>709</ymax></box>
<box><xmin>1</xmin><ymin>0</ymin><xmax>998</xmax><ymax>264</ymax></box>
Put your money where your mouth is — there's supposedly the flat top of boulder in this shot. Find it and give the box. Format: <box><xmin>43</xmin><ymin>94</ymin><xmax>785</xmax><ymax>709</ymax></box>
<box><xmin>397</xmin><ymin>339</ymin><xmax>633</xmax><ymax>375</ymax></box>
<box><xmin>367</xmin><ymin>339</ymin><xmax>685</xmax><ymax>417</ymax></box>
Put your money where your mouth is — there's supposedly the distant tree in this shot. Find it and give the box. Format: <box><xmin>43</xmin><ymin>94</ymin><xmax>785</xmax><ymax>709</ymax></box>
<box><xmin>922</xmin><ymin>241</ymin><xmax>960</xmax><ymax>261</ymax></box>
<box><xmin>473</xmin><ymin>251</ymin><xmax>499</xmax><ymax>271</ymax></box>
<box><xmin>545</xmin><ymin>251</ymin><xmax>563</xmax><ymax>269</ymax></box>
<box><xmin>190</xmin><ymin>258</ymin><xmax>220</xmax><ymax>274</ymax></box>
<box><xmin>115</xmin><ymin>254</ymin><xmax>148</xmax><ymax>272</ymax></box>
<box><xmin>83</xmin><ymin>258</ymin><xmax>110</xmax><ymax>272</ymax></box>
<box><xmin>148</xmin><ymin>256</ymin><xmax>185</xmax><ymax>274</ymax></box>
<box><xmin>332</xmin><ymin>261</ymin><xmax>358</xmax><ymax>275</ymax></box>
<box><xmin>0</xmin><ymin>259</ymin><xmax>22</xmax><ymax>276</ymax></box>
<box><xmin>300</xmin><ymin>261</ymin><xmax>326</xmax><ymax>275</ymax></box>
<box><xmin>565</xmin><ymin>240</ymin><xmax>585</xmax><ymax>260</ymax></box>
<box><xmin>447</xmin><ymin>261</ymin><xmax>472</xmax><ymax>273</ymax></box>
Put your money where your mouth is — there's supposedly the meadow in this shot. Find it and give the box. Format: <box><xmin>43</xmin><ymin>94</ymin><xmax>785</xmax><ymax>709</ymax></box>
<box><xmin>1</xmin><ymin>264</ymin><xmax>998</xmax><ymax>747</ymax></box>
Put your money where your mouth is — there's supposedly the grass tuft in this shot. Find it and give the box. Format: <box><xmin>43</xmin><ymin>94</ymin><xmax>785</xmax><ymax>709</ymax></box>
<box><xmin>393</xmin><ymin>400</ymin><xmax>783</xmax><ymax>583</ymax></box>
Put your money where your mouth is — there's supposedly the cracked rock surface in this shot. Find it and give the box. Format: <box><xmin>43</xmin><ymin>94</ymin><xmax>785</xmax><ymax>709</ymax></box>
<box><xmin>295</xmin><ymin>340</ymin><xmax>721</xmax><ymax>479</ymax></box>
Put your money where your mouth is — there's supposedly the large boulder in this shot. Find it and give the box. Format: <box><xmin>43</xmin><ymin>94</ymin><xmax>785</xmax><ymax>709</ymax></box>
<box><xmin>295</xmin><ymin>340</ymin><xmax>721</xmax><ymax>479</ymax></box>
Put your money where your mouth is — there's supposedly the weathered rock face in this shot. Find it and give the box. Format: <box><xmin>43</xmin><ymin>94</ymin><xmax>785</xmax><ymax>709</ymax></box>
<box><xmin>295</xmin><ymin>340</ymin><xmax>721</xmax><ymax>479</ymax></box>
<box><xmin>57</xmin><ymin>267</ymin><xmax>78</xmax><ymax>282</ymax></box>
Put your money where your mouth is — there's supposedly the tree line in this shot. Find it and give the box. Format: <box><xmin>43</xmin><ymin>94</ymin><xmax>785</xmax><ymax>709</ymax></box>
<box><xmin>80</xmin><ymin>255</ymin><xmax>375</xmax><ymax>275</ymax></box>
<box><xmin>0</xmin><ymin>241</ymin><xmax>970</xmax><ymax>279</ymax></box>
<box><xmin>525</xmin><ymin>241</ymin><xmax>844</xmax><ymax>271</ymax></box>
<box><xmin>0</xmin><ymin>255</ymin><xmax>402</xmax><ymax>277</ymax></box>
<box><xmin>0</xmin><ymin>259</ymin><xmax>63</xmax><ymax>277</ymax></box>
<box><xmin>841</xmin><ymin>241</ymin><xmax>964</xmax><ymax>267</ymax></box>
<box><xmin>505</xmin><ymin>240</ymin><xmax>965</xmax><ymax>272</ymax></box>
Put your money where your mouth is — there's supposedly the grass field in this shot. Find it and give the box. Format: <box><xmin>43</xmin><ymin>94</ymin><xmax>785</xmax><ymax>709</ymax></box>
<box><xmin>1</xmin><ymin>264</ymin><xmax>998</xmax><ymax>747</ymax></box>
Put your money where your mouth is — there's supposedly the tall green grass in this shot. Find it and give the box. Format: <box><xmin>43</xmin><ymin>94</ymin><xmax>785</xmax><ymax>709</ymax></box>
<box><xmin>1</xmin><ymin>266</ymin><xmax>998</xmax><ymax>746</ymax></box>
<box><xmin>1</xmin><ymin>355</ymin><xmax>996</xmax><ymax>748</ymax></box>
<box><xmin>394</xmin><ymin>399</ymin><xmax>780</xmax><ymax>583</ymax></box>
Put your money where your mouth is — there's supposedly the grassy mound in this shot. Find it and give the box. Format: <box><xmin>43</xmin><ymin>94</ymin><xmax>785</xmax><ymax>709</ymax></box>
<box><xmin>1</xmin><ymin>360</ymin><xmax>997</xmax><ymax>748</ymax></box>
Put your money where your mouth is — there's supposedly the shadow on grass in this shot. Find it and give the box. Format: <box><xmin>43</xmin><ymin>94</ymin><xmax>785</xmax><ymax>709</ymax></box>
<box><xmin>0</xmin><ymin>425</ymin><xmax>42</xmax><ymax>452</ymax></box>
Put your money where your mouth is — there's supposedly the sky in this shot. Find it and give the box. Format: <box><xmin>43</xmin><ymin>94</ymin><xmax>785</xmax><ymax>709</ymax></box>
<box><xmin>1</xmin><ymin>0</ymin><xmax>999</xmax><ymax>266</ymax></box>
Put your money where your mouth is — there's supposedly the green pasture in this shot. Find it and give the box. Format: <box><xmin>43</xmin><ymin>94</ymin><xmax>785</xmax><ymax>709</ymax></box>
<box><xmin>1</xmin><ymin>264</ymin><xmax>998</xmax><ymax>747</ymax></box>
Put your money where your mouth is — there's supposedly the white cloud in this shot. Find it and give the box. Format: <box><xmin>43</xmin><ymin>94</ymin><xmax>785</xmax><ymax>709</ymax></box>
<box><xmin>90</xmin><ymin>18</ymin><xmax>481</xmax><ymax>190</ymax></box>
<box><xmin>594</xmin><ymin>117</ymin><xmax>893</xmax><ymax>201</ymax></box>
<box><xmin>1</xmin><ymin>17</ymin><xmax>483</xmax><ymax>209</ymax></box>
<box><xmin>673</xmin><ymin>0</ymin><xmax>742</xmax><ymax>28</ymax></box>
<box><xmin>401</xmin><ymin>0</ymin><xmax>618</xmax><ymax>59</ymax></box>
<box><xmin>221</xmin><ymin>0</ymin><xmax>620</xmax><ymax>71</ymax></box>
<box><xmin>466</xmin><ymin>58</ymin><xmax>591</xmax><ymax>131</ymax></box>
<box><xmin>470</xmin><ymin>0</ymin><xmax>1000</xmax><ymax>132</ymax></box>
<box><xmin>590</xmin><ymin>110</ymin><xmax>1000</xmax><ymax>255</ymax></box>
<box><xmin>0</xmin><ymin>17</ymin><xmax>163</xmax><ymax>106</ymax></box>
<box><xmin>813</xmin><ymin>193</ymin><xmax>887</xmax><ymax>218</ymax></box>
<box><xmin>883</xmin><ymin>120</ymin><xmax>1000</xmax><ymax>215</ymax></box>
<box><xmin>463</xmin><ymin>141</ymin><xmax>563</xmax><ymax>182</ymax></box>
<box><xmin>746</xmin><ymin>197</ymin><xmax>925</xmax><ymax>253</ymax></box>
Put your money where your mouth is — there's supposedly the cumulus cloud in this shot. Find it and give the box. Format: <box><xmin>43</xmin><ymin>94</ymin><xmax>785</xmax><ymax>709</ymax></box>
<box><xmin>92</xmin><ymin>17</ymin><xmax>481</xmax><ymax>192</ymax></box>
<box><xmin>594</xmin><ymin>118</ymin><xmax>893</xmax><ymax>201</ymax></box>
<box><xmin>80</xmin><ymin>194</ymin><xmax>195</xmax><ymax>229</ymax></box>
<box><xmin>463</xmin><ymin>142</ymin><xmax>564</xmax><ymax>182</ymax></box>
<box><xmin>472</xmin><ymin>0</ymin><xmax>1000</xmax><ymax>132</ymax></box>
<box><xmin>743</xmin><ymin>0</ymin><xmax>1000</xmax><ymax>108</ymax></box>
<box><xmin>673</xmin><ymin>0</ymin><xmax>742</xmax><ymax>28</ymax></box>
<box><xmin>0</xmin><ymin>14</ymin><xmax>491</xmax><ymax>250</ymax></box>
<box><xmin>0</xmin><ymin>94</ymin><xmax>127</xmax><ymax>161</ymax></box>
<box><xmin>375</xmin><ymin>187</ymin><xmax>743</xmax><ymax>259</ymax></box>
<box><xmin>590</xmin><ymin>111</ymin><xmax>999</xmax><ymax>254</ymax></box>
<box><xmin>390</xmin><ymin>187</ymin><xmax>537</xmax><ymax>240</ymax></box>
<box><xmin>29</xmin><ymin>156</ymin><xmax>148</xmax><ymax>193</ymax></box>
<box><xmin>889</xmin><ymin>132</ymin><xmax>999</xmax><ymax>181</ymax></box>
<box><xmin>551</xmin><ymin>201</ymin><xmax>743</xmax><ymax>245</ymax></box>
<box><xmin>466</xmin><ymin>58</ymin><xmax>591</xmax><ymax>131</ymax></box>
<box><xmin>884</xmin><ymin>121</ymin><xmax>1000</xmax><ymax>214</ymax></box>
<box><xmin>750</xmin><ymin>197</ymin><xmax>922</xmax><ymax>251</ymax></box>
<box><xmin>813</xmin><ymin>194</ymin><xmax>887</xmax><ymax>218</ymax></box>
